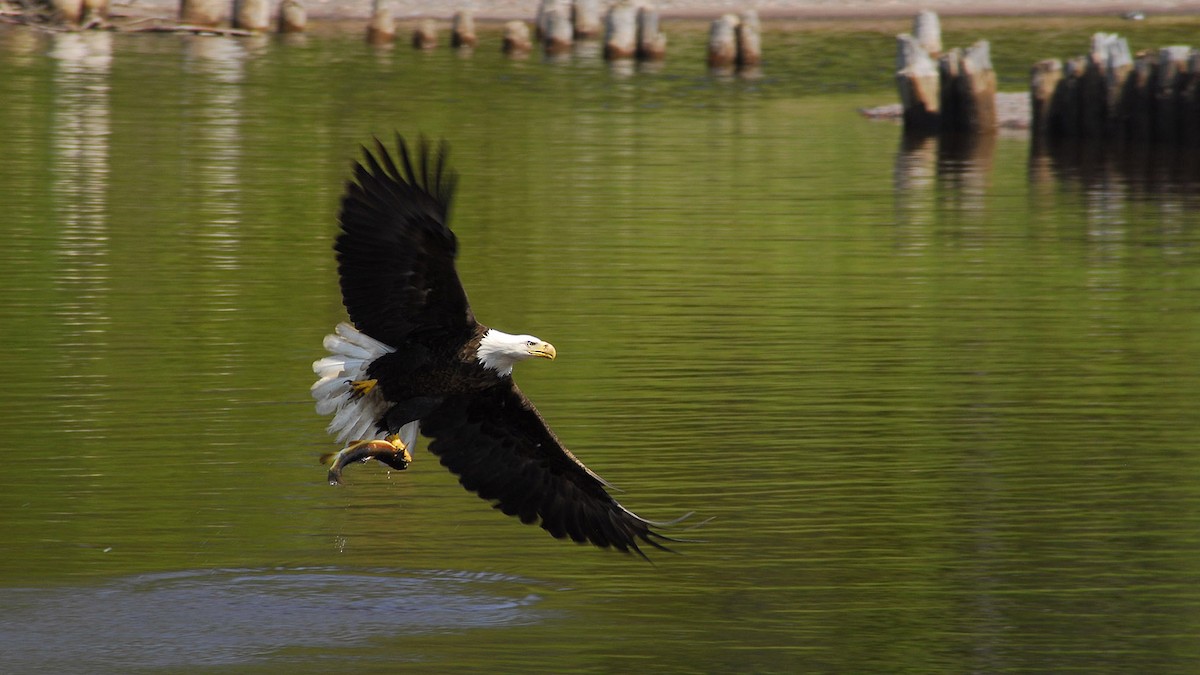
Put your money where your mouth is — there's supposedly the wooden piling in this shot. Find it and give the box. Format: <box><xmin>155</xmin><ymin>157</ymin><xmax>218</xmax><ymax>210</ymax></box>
<box><xmin>736</xmin><ymin>10</ymin><xmax>761</xmax><ymax>67</ymax></box>
<box><xmin>707</xmin><ymin>14</ymin><xmax>739</xmax><ymax>68</ymax></box>
<box><xmin>81</xmin><ymin>0</ymin><xmax>108</xmax><ymax>24</ymax></box>
<box><xmin>502</xmin><ymin>20</ymin><xmax>532</xmax><ymax>56</ymax></box>
<box><xmin>366</xmin><ymin>2</ymin><xmax>395</xmax><ymax>46</ymax></box>
<box><xmin>1030</xmin><ymin>59</ymin><xmax>1063</xmax><ymax>135</ymax></box>
<box><xmin>179</xmin><ymin>0</ymin><xmax>224</xmax><ymax>27</ymax></box>
<box><xmin>53</xmin><ymin>0</ymin><xmax>84</xmax><ymax>23</ymax></box>
<box><xmin>412</xmin><ymin>18</ymin><xmax>437</xmax><ymax>50</ymax></box>
<box><xmin>234</xmin><ymin>0</ymin><xmax>270</xmax><ymax>31</ymax></box>
<box><xmin>543</xmin><ymin>6</ymin><xmax>573</xmax><ymax>55</ymax></box>
<box><xmin>277</xmin><ymin>0</ymin><xmax>306</xmax><ymax>33</ymax></box>
<box><xmin>940</xmin><ymin>40</ymin><xmax>996</xmax><ymax>133</ymax></box>
<box><xmin>452</xmin><ymin>11</ymin><xmax>477</xmax><ymax>48</ymax></box>
<box><xmin>604</xmin><ymin>2</ymin><xmax>637</xmax><ymax>60</ymax></box>
<box><xmin>535</xmin><ymin>0</ymin><xmax>560</xmax><ymax>41</ymax></box>
<box><xmin>1155</xmin><ymin>46</ymin><xmax>1191</xmax><ymax>143</ymax></box>
<box><xmin>572</xmin><ymin>0</ymin><xmax>602</xmax><ymax>39</ymax></box>
<box><xmin>1183</xmin><ymin>51</ymin><xmax>1200</xmax><ymax>144</ymax></box>
<box><xmin>636</xmin><ymin>5</ymin><xmax>666</xmax><ymax>61</ymax></box>
<box><xmin>896</xmin><ymin>33</ymin><xmax>940</xmax><ymax>133</ymax></box>
<box><xmin>912</xmin><ymin>10</ymin><xmax>941</xmax><ymax>58</ymax></box>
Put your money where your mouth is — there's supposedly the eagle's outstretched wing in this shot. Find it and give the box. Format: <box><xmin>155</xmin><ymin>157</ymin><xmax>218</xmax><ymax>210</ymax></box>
<box><xmin>335</xmin><ymin>136</ymin><xmax>473</xmax><ymax>347</ymax></box>
<box><xmin>420</xmin><ymin>382</ymin><xmax>682</xmax><ymax>558</ymax></box>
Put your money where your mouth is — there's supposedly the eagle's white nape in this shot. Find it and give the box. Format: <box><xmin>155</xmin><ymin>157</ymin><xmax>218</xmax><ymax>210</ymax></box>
<box><xmin>476</xmin><ymin>329</ymin><xmax>554</xmax><ymax>376</ymax></box>
<box><xmin>311</xmin><ymin>322</ymin><xmax>416</xmax><ymax>449</ymax></box>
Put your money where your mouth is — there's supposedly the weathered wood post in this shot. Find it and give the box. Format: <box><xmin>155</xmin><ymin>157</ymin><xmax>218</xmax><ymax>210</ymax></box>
<box><xmin>412</xmin><ymin>18</ymin><xmax>438</xmax><ymax>49</ymax></box>
<box><xmin>940</xmin><ymin>40</ymin><xmax>996</xmax><ymax>133</ymax></box>
<box><xmin>636</xmin><ymin>4</ymin><xmax>666</xmax><ymax>61</ymax></box>
<box><xmin>452</xmin><ymin>11</ymin><xmax>477</xmax><ymax>48</ymax></box>
<box><xmin>573</xmin><ymin>0</ymin><xmax>601</xmax><ymax>39</ymax></box>
<box><xmin>736</xmin><ymin>9</ymin><xmax>761</xmax><ymax>67</ymax></box>
<box><xmin>1030</xmin><ymin>59</ymin><xmax>1063</xmax><ymax>136</ymax></box>
<box><xmin>53</xmin><ymin>0</ymin><xmax>84</xmax><ymax>23</ymax></box>
<box><xmin>604</xmin><ymin>1</ymin><xmax>637</xmax><ymax>60</ymax></box>
<box><xmin>1155</xmin><ymin>46</ymin><xmax>1191</xmax><ymax>143</ymax></box>
<box><xmin>82</xmin><ymin>0</ymin><xmax>108</xmax><ymax>24</ymax></box>
<box><xmin>234</xmin><ymin>0</ymin><xmax>270</xmax><ymax>31</ymax></box>
<box><xmin>543</xmin><ymin>5</ymin><xmax>573</xmax><ymax>55</ymax></box>
<box><xmin>277</xmin><ymin>0</ymin><xmax>306</xmax><ymax>33</ymax></box>
<box><xmin>912</xmin><ymin>10</ymin><xmax>941</xmax><ymax>58</ymax></box>
<box><xmin>1184</xmin><ymin>51</ymin><xmax>1200</xmax><ymax>145</ymax></box>
<box><xmin>1127</xmin><ymin>52</ymin><xmax>1157</xmax><ymax>141</ymax></box>
<box><xmin>535</xmin><ymin>0</ymin><xmax>561</xmax><ymax>40</ymax></box>
<box><xmin>179</xmin><ymin>0</ymin><xmax>224</xmax><ymax>27</ymax></box>
<box><xmin>896</xmin><ymin>33</ymin><xmax>940</xmax><ymax>133</ymax></box>
<box><xmin>502</xmin><ymin>20</ymin><xmax>532</xmax><ymax>56</ymax></box>
<box><xmin>707</xmin><ymin>14</ymin><xmax>738</xmax><ymax>68</ymax></box>
<box><xmin>366</xmin><ymin>0</ymin><xmax>395</xmax><ymax>46</ymax></box>
<box><xmin>1097</xmin><ymin>33</ymin><xmax>1133</xmax><ymax>136</ymax></box>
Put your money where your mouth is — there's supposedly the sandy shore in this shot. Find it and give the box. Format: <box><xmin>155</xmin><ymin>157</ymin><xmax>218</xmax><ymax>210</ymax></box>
<box><xmin>113</xmin><ymin>0</ymin><xmax>1200</xmax><ymax>22</ymax></box>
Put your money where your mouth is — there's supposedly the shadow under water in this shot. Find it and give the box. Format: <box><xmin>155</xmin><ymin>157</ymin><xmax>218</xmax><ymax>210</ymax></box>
<box><xmin>0</xmin><ymin>568</ymin><xmax>544</xmax><ymax>672</ymax></box>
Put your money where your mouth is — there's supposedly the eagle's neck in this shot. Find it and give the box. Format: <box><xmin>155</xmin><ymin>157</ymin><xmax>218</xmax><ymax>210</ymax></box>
<box><xmin>475</xmin><ymin>329</ymin><xmax>520</xmax><ymax>376</ymax></box>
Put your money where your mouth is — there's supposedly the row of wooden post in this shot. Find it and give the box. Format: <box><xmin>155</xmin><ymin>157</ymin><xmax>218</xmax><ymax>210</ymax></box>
<box><xmin>895</xmin><ymin>11</ymin><xmax>997</xmax><ymax>134</ymax></box>
<box><xmin>1031</xmin><ymin>34</ymin><xmax>1200</xmax><ymax>144</ymax></box>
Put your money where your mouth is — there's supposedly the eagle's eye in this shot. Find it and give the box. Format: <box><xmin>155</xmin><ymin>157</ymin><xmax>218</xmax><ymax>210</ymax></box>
<box><xmin>526</xmin><ymin>340</ymin><xmax>537</xmax><ymax>347</ymax></box>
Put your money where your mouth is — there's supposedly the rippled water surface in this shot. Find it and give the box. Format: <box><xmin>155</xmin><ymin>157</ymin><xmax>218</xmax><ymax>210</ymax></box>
<box><xmin>1</xmin><ymin>18</ymin><xmax>1199</xmax><ymax>673</ymax></box>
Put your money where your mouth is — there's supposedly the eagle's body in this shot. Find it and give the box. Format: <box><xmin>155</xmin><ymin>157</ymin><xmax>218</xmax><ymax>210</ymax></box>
<box><xmin>311</xmin><ymin>136</ymin><xmax>678</xmax><ymax>557</ymax></box>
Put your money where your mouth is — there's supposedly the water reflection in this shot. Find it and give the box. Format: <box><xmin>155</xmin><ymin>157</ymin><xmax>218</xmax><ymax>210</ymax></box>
<box><xmin>49</xmin><ymin>32</ymin><xmax>113</xmax><ymax>439</ymax></box>
<box><xmin>1031</xmin><ymin>137</ymin><xmax>1200</xmax><ymax>198</ymax></box>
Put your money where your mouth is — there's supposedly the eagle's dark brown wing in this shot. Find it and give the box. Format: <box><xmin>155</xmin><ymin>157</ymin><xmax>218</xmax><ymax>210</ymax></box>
<box><xmin>335</xmin><ymin>135</ymin><xmax>474</xmax><ymax>348</ymax></box>
<box><xmin>420</xmin><ymin>381</ymin><xmax>680</xmax><ymax>558</ymax></box>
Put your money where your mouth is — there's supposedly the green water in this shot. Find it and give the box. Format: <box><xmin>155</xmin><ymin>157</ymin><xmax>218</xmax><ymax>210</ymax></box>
<box><xmin>1</xmin><ymin>20</ymin><xmax>1199</xmax><ymax>674</ymax></box>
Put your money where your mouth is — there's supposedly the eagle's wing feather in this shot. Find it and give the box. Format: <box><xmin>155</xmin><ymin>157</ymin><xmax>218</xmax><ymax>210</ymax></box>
<box><xmin>421</xmin><ymin>382</ymin><xmax>677</xmax><ymax>558</ymax></box>
<box><xmin>335</xmin><ymin>136</ymin><xmax>473</xmax><ymax>347</ymax></box>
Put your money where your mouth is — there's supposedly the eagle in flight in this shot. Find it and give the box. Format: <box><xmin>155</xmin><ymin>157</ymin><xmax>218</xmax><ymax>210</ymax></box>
<box><xmin>311</xmin><ymin>136</ymin><xmax>684</xmax><ymax>557</ymax></box>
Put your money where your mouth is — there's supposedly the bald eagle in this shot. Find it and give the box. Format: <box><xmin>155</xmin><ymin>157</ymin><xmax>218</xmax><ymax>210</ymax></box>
<box><xmin>311</xmin><ymin>136</ymin><xmax>683</xmax><ymax>557</ymax></box>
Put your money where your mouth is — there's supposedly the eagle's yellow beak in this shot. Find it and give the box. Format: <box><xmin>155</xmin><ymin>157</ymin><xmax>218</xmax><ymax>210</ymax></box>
<box><xmin>530</xmin><ymin>341</ymin><xmax>557</xmax><ymax>360</ymax></box>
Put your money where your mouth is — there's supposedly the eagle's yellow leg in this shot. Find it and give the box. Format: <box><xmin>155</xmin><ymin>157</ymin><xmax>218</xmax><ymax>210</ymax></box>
<box><xmin>320</xmin><ymin>434</ymin><xmax>412</xmax><ymax>485</ymax></box>
<box><xmin>347</xmin><ymin>378</ymin><xmax>378</xmax><ymax>400</ymax></box>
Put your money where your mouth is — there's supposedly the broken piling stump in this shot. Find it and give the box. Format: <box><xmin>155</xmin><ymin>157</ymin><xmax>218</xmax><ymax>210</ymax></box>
<box><xmin>604</xmin><ymin>2</ymin><xmax>637</xmax><ymax>59</ymax></box>
<box><xmin>412</xmin><ymin>19</ymin><xmax>437</xmax><ymax>49</ymax></box>
<box><xmin>736</xmin><ymin>10</ymin><xmax>761</xmax><ymax>67</ymax></box>
<box><xmin>636</xmin><ymin>5</ymin><xmax>666</xmax><ymax>61</ymax></box>
<box><xmin>179</xmin><ymin>0</ymin><xmax>224</xmax><ymax>27</ymax></box>
<box><xmin>452</xmin><ymin>11</ymin><xmax>477</xmax><ymax>48</ymax></box>
<box><xmin>278</xmin><ymin>0</ymin><xmax>306</xmax><ymax>33</ymax></box>
<box><xmin>1030</xmin><ymin>59</ymin><xmax>1063</xmax><ymax>135</ymax></box>
<box><xmin>542</xmin><ymin>6</ymin><xmax>572</xmax><ymax>55</ymax></box>
<box><xmin>573</xmin><ymin>0</ymin><xmax>602</xmax><ymax>39</ymax></box>
<box><xmin>707</xmin><ymin>14</ymin><xmax>738</xmax><ymax>68</ymax></box>
<box><xmin>503</xmin><ymin>20</ymin><xmax>532</xmax><ymax>56</ymax></box>
<box><xmin>912</xmin><ymin>9</ymin><xmax>941</xmax><ymax>58</ymax></box>
<box><xmin>366</xmin><ymin>3</ymin><xmax>395</xmax><ymax>46</ymax></box>
<box><xmin>896</xmin><ymin>33</ymin><xmax>940</xmax><ymax>133</ymax></box>
<box><xmin>940</xmin><ymin>41</ymin><xmax>997</xmax><ymax>133</ymax></box>
<box><xmin>234</xmin><ymin>0</ymin><xmax>270</xmax><ymax>32</ymax></box>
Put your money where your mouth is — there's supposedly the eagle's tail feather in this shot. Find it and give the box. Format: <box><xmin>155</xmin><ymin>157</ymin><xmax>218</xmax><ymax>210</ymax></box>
<box><xmin>311</xmin><ymin>323</ymin><xmax>394</xmax><ymax>444</ymax></box>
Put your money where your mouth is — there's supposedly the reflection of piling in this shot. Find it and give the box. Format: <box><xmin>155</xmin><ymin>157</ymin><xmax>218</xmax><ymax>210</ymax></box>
<box><xmin>503</xmin><ymin>21</ymin><xmax>533</xmax><ymax>56</ymax></box>
<box><xmin>452</xmin><ymin>11</ymin><xmax>477</xmax><ymax>48</ymax></box>
<box><xmin>1032</xmin><ymin>34</ymin><xmax>1200</xmax><ymax>144</ymax></box>
<box><xmin>412</xmin><ymin>19</ymin><xmax>437</xmax><ymax>49</ymax></box>
<box><xmin>278</xmin><ymin>0</ymin><xmax>306</xmax><ymax>33</ymax></box>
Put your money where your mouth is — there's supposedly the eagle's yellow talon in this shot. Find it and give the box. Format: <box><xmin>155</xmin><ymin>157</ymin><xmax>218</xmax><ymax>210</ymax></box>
<box><xmin>347</xmin><ymin>379</ymin><xmax>378</xmax><ymax>400</ymax></box>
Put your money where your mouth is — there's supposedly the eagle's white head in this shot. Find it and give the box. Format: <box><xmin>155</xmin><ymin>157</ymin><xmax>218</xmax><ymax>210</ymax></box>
<box><xmin>476</xmin><ymin>329</ymin><xmax>557</xmax><ymax>376</ymax></box>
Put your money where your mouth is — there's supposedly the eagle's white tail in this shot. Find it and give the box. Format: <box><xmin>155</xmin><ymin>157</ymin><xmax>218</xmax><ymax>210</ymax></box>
<box><xmin>311</xmin><ymin>323</ymin><xmax>417</xmax><ymax>448</ymax></box>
